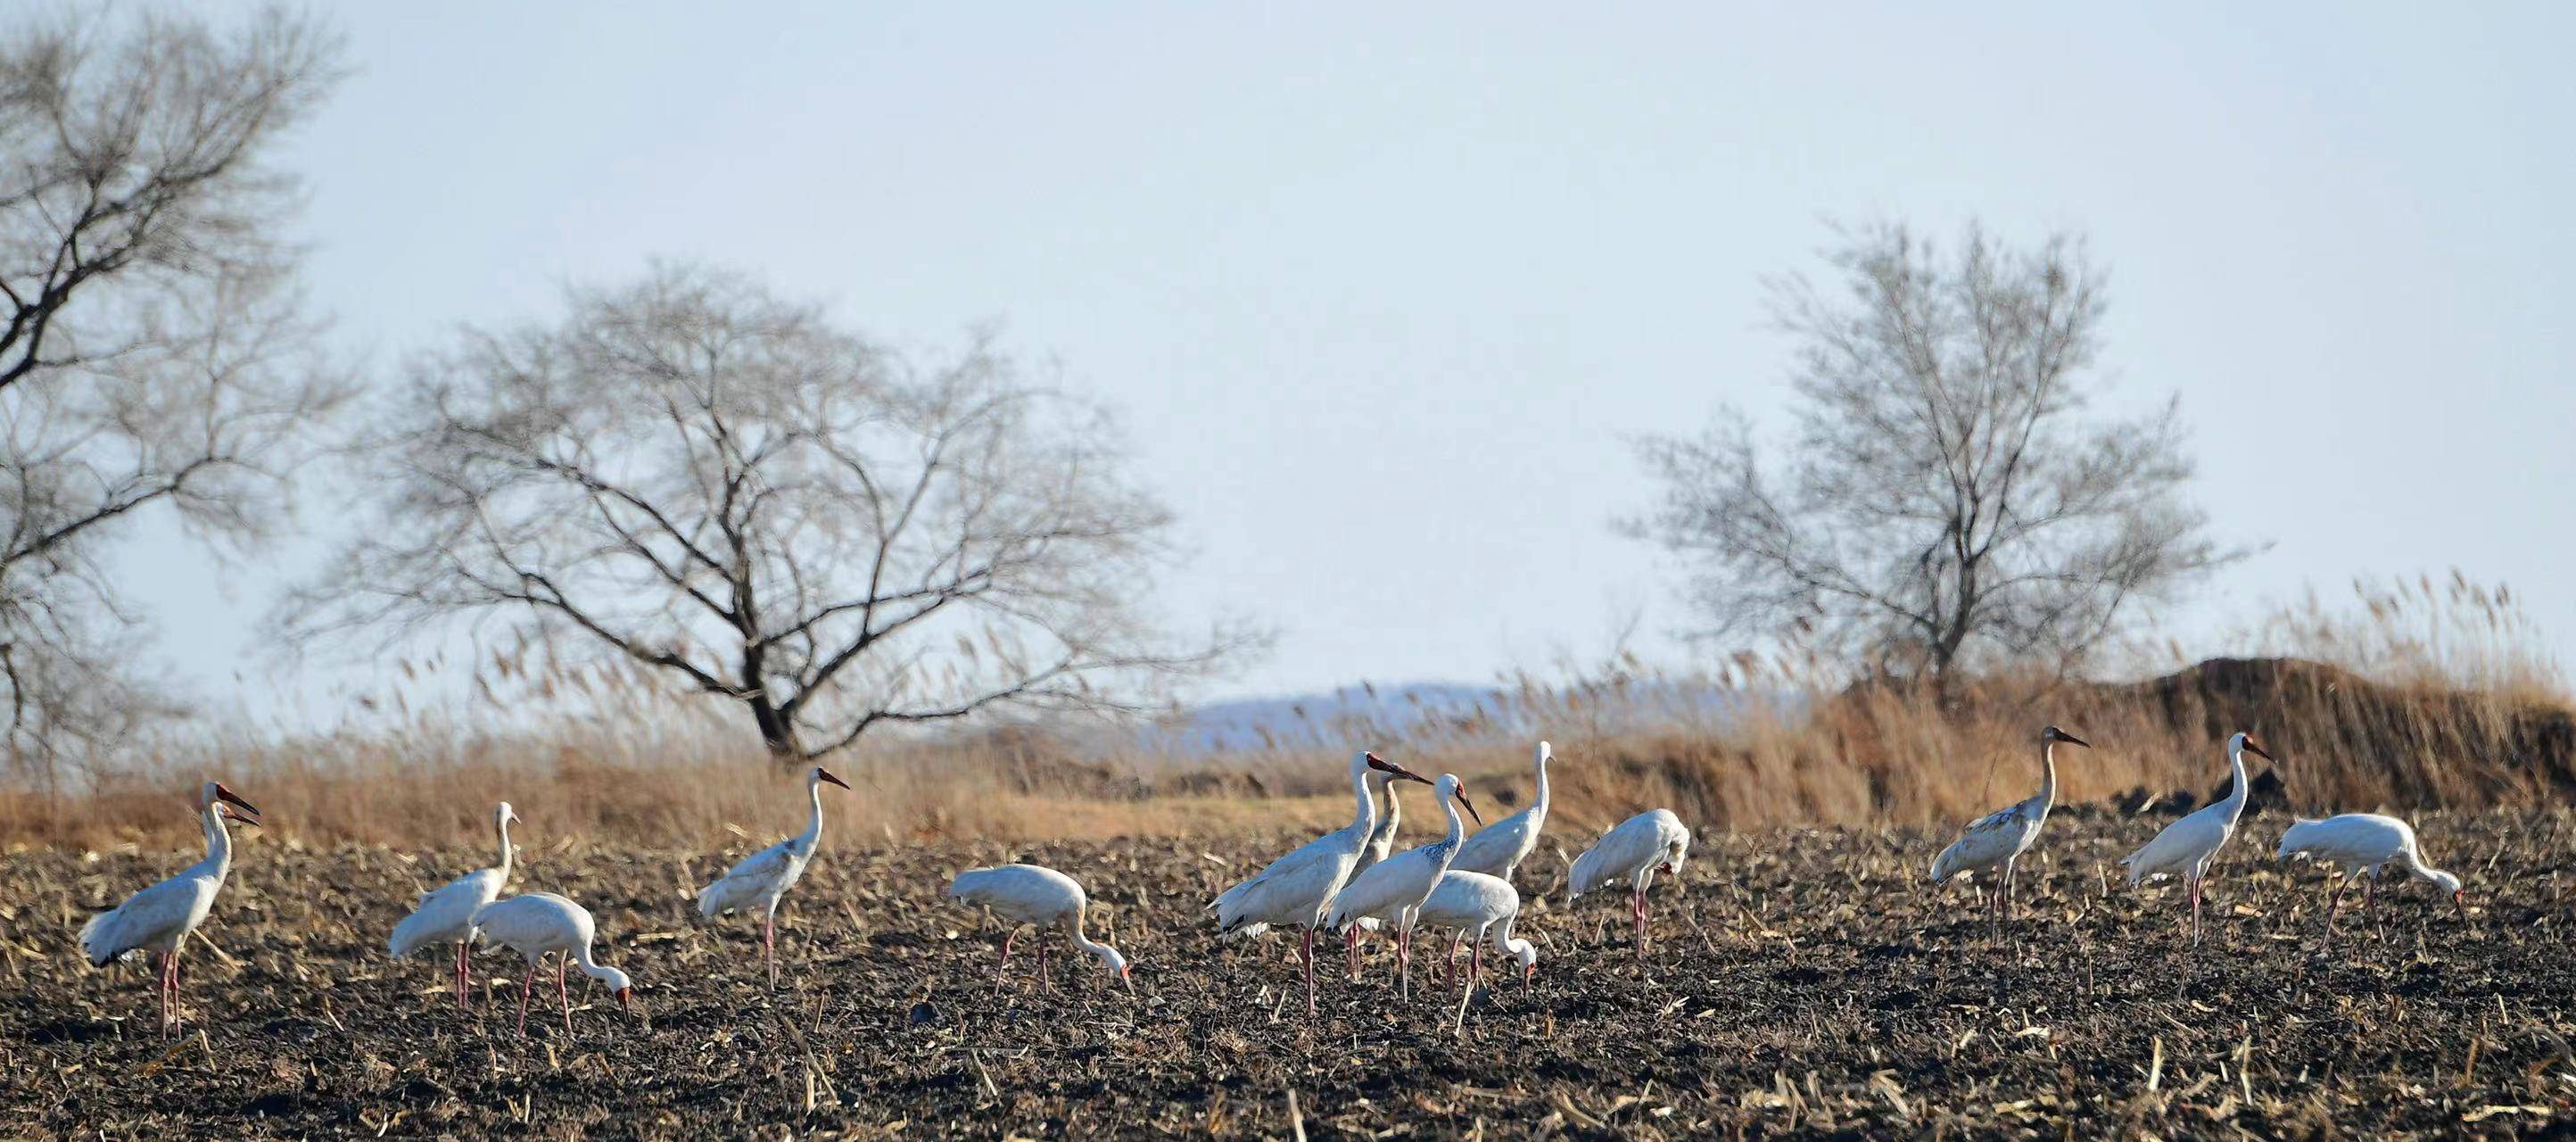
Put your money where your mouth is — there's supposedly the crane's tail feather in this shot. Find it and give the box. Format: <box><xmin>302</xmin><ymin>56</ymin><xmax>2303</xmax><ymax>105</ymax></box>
<box><xmin>77</xmin><ymin>910</ymin><xmax>118</xmax><ymax>967</ymax></box>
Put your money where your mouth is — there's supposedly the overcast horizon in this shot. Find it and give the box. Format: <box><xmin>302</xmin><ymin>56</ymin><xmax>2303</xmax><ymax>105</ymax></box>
<box><xmin>84</xmin><ymin>2</ymin><xmax>2576</xmax><ymax>731</ymax></box>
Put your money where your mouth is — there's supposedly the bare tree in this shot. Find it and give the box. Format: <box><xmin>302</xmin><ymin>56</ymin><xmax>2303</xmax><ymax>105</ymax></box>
<box><xmin>0</xmin><ymin>7</ymin><xmax>347</xmax><ymax>781</ymax></box>
<box><xmin>289</xmin><ymin>266</ymin><xmax>1252</xmax><ymax>761</ymax></box>
<box><xmin>1629</xmin><ymin>221</ymin><xmax>2246</xmax><ymax>689</ymax></box>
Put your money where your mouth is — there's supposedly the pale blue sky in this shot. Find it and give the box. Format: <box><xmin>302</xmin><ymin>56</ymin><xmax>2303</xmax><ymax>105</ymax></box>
<box><xmin>108</xmin><ymin>3</ymin><xmax>2576</xmax><ymax>723</ymax></box>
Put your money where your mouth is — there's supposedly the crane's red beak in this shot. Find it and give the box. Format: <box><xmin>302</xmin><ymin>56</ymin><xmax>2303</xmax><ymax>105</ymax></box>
<box><xmin>2055</xmin><ymin>731</ymin><xmax>2092</xmax><ymax>749</ymax></box>
<box><xmin>615</xmin><ymin>987</ymin><xmax>633</xmax><ymax>1008</ymax></box>
<box><xmin>2243</xmin><ymin>739</ymin><xmax>2278</xmax><ymax>762</ymax></box>
<box><xmin>1454</xmin><ymin>789</ymin><xmax>1483</xmax><ymax>826</ymax></box>
<box><xmin>816</xmin><ymin>768</ymin><xmax>852</xmax><ymax>790</ymax></box>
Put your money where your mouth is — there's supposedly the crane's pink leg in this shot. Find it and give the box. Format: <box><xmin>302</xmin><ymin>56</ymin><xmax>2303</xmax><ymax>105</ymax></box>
<box><xmin>516</xmin><ymin>961</ymin><xmax>536</xmax><ymax>1037</ymax></box>
<box><xmin>1447</xmin><ymin>931</ymin><xmax>1462</xmax><ymax>980</ymax></box>
<box><xmin>1300</xmin><ymin>926</ymin><xmax>1317</xmax><ymax>1016</ymax></box>
<box><xmin>155</xmin><ymin>952</ymin><xmax>171</xmax><ymax>1038</ymax></box>
<box><xmin>1631</xmin><ymin>885</ymin><xmax>1648</xmax><ymax>963</ymax></box>
<box><xmin>1470</xmin><ymin>936</ymin><xmax>1485</xmax><ymax>990</ymax></box>
<box><xmin>764</xmin><ymin>912</ymin><xmax>779</xmax><ymax>989</ymax></box>
<box><xmin>2189</xmin><ymin>875</ymin><xmax>2204</xmax><ymax>944</ymax></box>
<box><xmin>2323</xmin><ymin>873</ymin><xmax>2350</xmax><ymax>947</ymax></box>
<box><xmin>557</xmin><ymin>952</ymin><xmax>574</xmax><ymax>1034</ymax></box>
<box><xmin>997</xmin><ymin>930</ymin><xmax>1016</xmax><ymax>986</ymax></box>
<box><xmin>168</xmin><ymin>943</ymin><xmax>186</xmax><ymax>1036</ymax></box>
<box><xmin>1037</xmin><ymin>941</ymin><xmax>1053</xmax><ymax>993</ymax></box>
<box><xmin>1344</xmin><ymin>925</ymin><xmax>1362</xmax><ymax>982</ymax></box>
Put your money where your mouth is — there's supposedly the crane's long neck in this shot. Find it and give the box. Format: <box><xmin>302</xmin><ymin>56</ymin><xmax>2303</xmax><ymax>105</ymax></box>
<box><xmin>200</xmin><ymin>803</ymin><xmax>233</xmax><ymax>878</ymax></box>
<box><xmin>2398</xmin><ymin>836</ymin><xmax>2449</xmax><ymax>884</ymax></box>
<box><xmin>492</xmin><ymin>811</ymin><xmax>514</xmax><ymax>881</ymax></box>
<box><xmin>1380</xmin><ymin>779</ymin><xmax>1401</xmax><ymax>834</ymax></box>
<box><xmin>1532</xmin><ymin>752</ymin><xmax>1552</xmax><ymax>819</ymax></box>
<box><xmin>2036</xmin><ymin>741</ymin><xmax>2058</xmax><ymax>811</ymax></box>
<box><xmin>1440</xmin><ymin>790</ymin><xmax>1466</xmax><ymax>848</ymax></box>
<box><xmin>573</xmin><ymin>940</ymin><xmax>618</xmax><ymax>982</ymax></box>
<box><xmin>797</xmin><ymin>777</ymin><xmax>826</xmax><ymax>850</ymax></box>
<box><xmin>1348</xmin><ymin>760</ymin><xmax>1377</xmax><ymax>837</ymax></box>
<box><xmin>2221</xmin><ymin>745</ymin><xmax>2250</xmax><ymax>816</ymax></box>
<box><xmin>1066</xmin><ymin>906</ymin><xmax>1118</xmax><ymax>964</ymax></box>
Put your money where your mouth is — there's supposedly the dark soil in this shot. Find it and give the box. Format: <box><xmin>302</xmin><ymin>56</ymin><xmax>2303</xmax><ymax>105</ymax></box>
<box><xmin>4</xmin><ymin>814</ymin><xmax>2572</xmax><ymax>1138</ymax></box>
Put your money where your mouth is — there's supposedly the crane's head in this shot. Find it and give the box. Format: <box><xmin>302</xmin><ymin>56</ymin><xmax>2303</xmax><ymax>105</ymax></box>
<box><xmin>203</xmin><ymin>782</ymin><xmax>260</xmax><ymax>827</ymax></box>
<box><xmin>1535</xmin><ymin>740</ymin><xmax>1554</xmax><ymax>766</ymax></box>
<box><xmin>2230</xmin><ymin>732</ymin><xmax>2277</xmax><ymax>762</ymax></box>
<box><xmin>2043</xmin><ymin>725</ymin><xmax>2090</xmax><ymax>749</ymax></box>
<box><xmin>599</xmin><ymin>966</ymin><xmax>635</xmax><ymax>1008</ymax></box>
<box><xmin>2424</xmin><ymin>868</ymin><xmax>2466</xmax><ymax>912</ymax></box>
<box><xmin>497</xmin><ymin>801</ymin><xmax>520</xmax><ymax>825</ymax></box>
<box><xmin>1515</xmin><ymin>941</ymin><xmax>1539</xmax><ymax>983</ymax></box>
<box><xmin>1363</xmin><ymin>751</ymin><xmax>1433</xmax><ymax>786</ymax></box>
<box><xmin>1097</xmin><ymin>947</ymin><xmax>1134</xmax><ymax>993</ymax></box>
<box><xmin>813</xmin><ymin>766</ymin><xmax>852</xmax><ymax>791</ymax></box>
<box><xmin>1434</xmin><ymin>774</ymin><xmax>1484</xmax><ymax>827</ymax></box>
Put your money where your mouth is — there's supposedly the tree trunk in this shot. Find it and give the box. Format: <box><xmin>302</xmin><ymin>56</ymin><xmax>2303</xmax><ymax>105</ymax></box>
<box><xmin>747</xmin><ymin>693</ymin><xmax>805</xmax><ymax>763</ymax></box>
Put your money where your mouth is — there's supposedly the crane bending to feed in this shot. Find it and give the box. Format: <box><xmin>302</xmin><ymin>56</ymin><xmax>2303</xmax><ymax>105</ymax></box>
<box><xmin>1210</xmin><ymin>750</ymin><xmax>1432</xmax><ymax>1015</ymax></box>
<box><xmin>1929</xmin><ymin>725</ymin><xmax>2089</xmax><ymax>923</ymax></box>
<box><xmin>387</xmin><ymin>801</ymin><xmax>517</xmax><ymax>1007</ymax></box>
<box><xmin>1416</xmin><ymin>870</ymin><xmax>1536</xmax><ymax>990</ymax></box>
<box><xmin>1567</xmin><ymin>807</ymin><xmax>1692</xmax><ymax>962</ymax></box>
<box><xmin>470</xmin><ymin>892</ymin><xmax>634</xmax><ymax>1038</ymax></box>
<box><xmin>697</xmin><ymin>765</ymin><xmax>852</xmax><ymax>986</ymax></box>
<box><xmin>1326</xmin><ymin>772</ymin><xmax>1482</xmax><ymax>997</ymax></box>
<box><xmin>78</xmin><ymin>782</ymin><xmax>262</xmax><ymax>1037</ymax></box>
<box><xmin>2275</xmin><ymin>812</ymin><xmax>2465</xmax><ymax>943</ymax></box>
<box><xmin>2122</xmin><ymin>732</ymin><xmax>2275</xmax><ymax>942</ymax></box>
<box><xmin>948</xmin><ymin>863</ymin><xmax>1132</xmax><ymax>992</ymax></box>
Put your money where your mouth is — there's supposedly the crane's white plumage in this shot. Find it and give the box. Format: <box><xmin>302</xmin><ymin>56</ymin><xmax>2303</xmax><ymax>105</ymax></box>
<box><xmin>2276</xmin><ymin>812</ymin><xmax>2465</xmax><ymax>938</ymax></box>
<box><xmin>1566</xmin><ymin>807</ymin><xmax>1692</xmax><ymax>962</ymax></box>
<box><xmin>949</xmin><ymin>863</ymin><xmax>1131</xmax><ymax>989</ymax></box>
<box><xmin>1416</xmin><ymin>870</ymin><xmax>1536</xmax><ymax>983</ymax></box>
<box><xmin>389</xmin><ymin>801</ymin><xmax>517</xmax><ymax>1007</ymax></box>
<box><xmin>78</xmin><ymin>782</ymin><xmax>261</xmax><ymax>1036</ymax></box>
<box><xmin>2123</xmin><ymin>732</ymin><xmax>2274</xmax><ymax>942</ymax></box>
<box><xmin>471</xmin><ymin>891</ymin><xmax>633</xmax><ymax>1037</ymax></box>
<box><xmin>1327</xmin><ymin>773</ymin><xmax>1482</xmax><ymax>997</ymax></box>
<box><xmin>697</xmin><ymin>765</ymin><xmax>851</xmax><ymax>984</ymax></box>
<box><xmin>1451</xmin><ymin>741</ymin><xmax>1552</xmax><ymax>882</ymax></box>
<box><xmin>1929</xmin><ymin>726</ymin><xmax>2088</xmax><ymax>921</ymax></box>
<box><xmin>1208</xmin><ymin>750</ymin><xmax>1432</xmax><ymax>1015</ymax></box>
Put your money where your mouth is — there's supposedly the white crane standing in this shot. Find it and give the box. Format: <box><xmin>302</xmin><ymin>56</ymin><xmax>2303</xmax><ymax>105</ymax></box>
<box><xmin>948</xmin><ymin>863</ymin><xmax>1132</xmax><ymax>992</ymax></box>
<box><xmin>78</xmin><ymin>782</ymin><xmax>262</xmax><ymax>1037</ymax></box>
<box><xmin>388</xmin><ymin>801</ymin><xmax>517</xmax><ymax>1007</ymax></box>
<box><xmin>1452</xmin><ymin>740</ymin><xmax>1552</xmax><ymax>881</ymax></box>
<box><xmin>469</xmin><ymin>891</ymin><xmax>634</xmax><ymax>1038</ymax></box>
<box><xmin>2122</xmin><ymin>732</ymin><xmax>2276</xmax><ymax>943</ymax></box>
<box><xmin>697</xmin><ymin>765</ymin><xmax>852</xmax><ymax>986</ymax></box>
<box><xmin>1326</xmin><ymin>773</ymin><xmax>1482</xmax><ymax>998</ymax></box>
<box><xmin>1929</xmin><ymin>726</ymin><xmax>2089</xmax><ymax>923</ymax></box>
<box><xmin>1210</xmin><ymin>750</ymin><xmax>1432</xmax><ymax>1015</ymax></box>
<box><xmin>1566</xmin><ymin>808</ymin><xmax>1692</xmax><ymax>962</ymax></box>
<box><xmin>2276</xmin><ymin>812</ymin><xmax>2465</xmax><ymax>943</ymax></box>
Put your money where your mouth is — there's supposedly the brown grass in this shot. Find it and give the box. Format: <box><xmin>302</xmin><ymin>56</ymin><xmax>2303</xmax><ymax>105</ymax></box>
<box><xmin>5</xmin><ymin>573</ymin><xmax>2567</xmax><ymax>852</ymax></box>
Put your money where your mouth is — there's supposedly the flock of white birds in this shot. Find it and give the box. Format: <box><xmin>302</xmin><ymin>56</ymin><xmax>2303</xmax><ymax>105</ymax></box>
<box><xmin>73</xmin><ymin>730</ymin><xmax>2465</xmax><ymax>1039</ymax></box>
